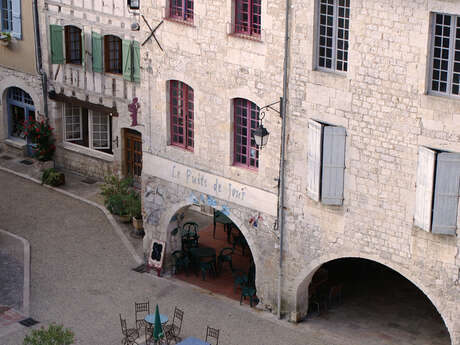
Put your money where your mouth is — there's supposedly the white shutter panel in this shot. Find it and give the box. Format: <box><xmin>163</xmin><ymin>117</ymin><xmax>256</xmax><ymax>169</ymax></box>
<box><xmin>11</xmin><ymin>0</ymin><xmax>21</xmax><ymax>39</ymax></box>
<box><xmin>414</xmin><ymin>146</ymin><xmax>436</xmax><ymax>231</ymax></box>
<box><xmin>306</xmin><ymin>119</ymin><xmax>323</xmax><ymax>201</ymax></box>
<box><xmin>321</xmin><ymin>125</ymin><xmax>346</xmax><ymax>205</ymax></box>
<box><xmin>431</xmin><ymin>152</ymin><xmax>460</xmax><ymax>235</ymax></box>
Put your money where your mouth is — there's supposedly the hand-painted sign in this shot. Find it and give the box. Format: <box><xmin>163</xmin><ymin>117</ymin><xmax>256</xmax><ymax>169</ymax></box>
<box><xmin>143</xmin><ymin>155</ymin><xmax>277</xmax><ymax>216</ymax></box>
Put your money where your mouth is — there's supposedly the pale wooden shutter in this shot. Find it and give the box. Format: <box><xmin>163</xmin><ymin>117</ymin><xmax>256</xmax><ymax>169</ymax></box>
<box><xmin>431</xmin><ymin>152</ymin><xmax>460</xmax><ymax>235</ymax></box>
<box><xmin>306</xmin><ymin>119</ymin><xmax>323</xmax><ymax>201</ymax></box>
<box><xmin>11</xmin><ymin>0</ymin><xmax>21</xmax><ymax>39</ymax></box>
<box><xmin>414</xmin><ymin>146</ymin><xmax>436</xmax><ymax>231</ymax></box>
<box><xmin>321</xmin><ymin>125</ymin><xmax>346</xmax><ymax>205</ymax></box>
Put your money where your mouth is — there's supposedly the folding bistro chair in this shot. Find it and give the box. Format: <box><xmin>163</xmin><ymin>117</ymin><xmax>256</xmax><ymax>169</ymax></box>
<box><xmin>205</xmin><ymin>326</ymin><xmax>220</xmax><ymax>345</ymax></box>
<box><xmin>120</xmin><ymin>314</ymin><xmax>140</xmax><ymax>345</ymax></box>
<box><xmin>164</xmin><ymin>306</ymin><xmax>184</xmax><ymax>342</ymax></box>
<box><xmin>134</xmin><ymin>300</ymin><xmax>150</xmax><ymax>331</ymax></box>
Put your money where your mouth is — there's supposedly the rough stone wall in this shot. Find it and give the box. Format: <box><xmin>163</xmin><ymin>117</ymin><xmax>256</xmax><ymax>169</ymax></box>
<box><xmin>139</xmin><ymin>0</ymin><xmax>286</xmax><ymax>193</ymax></box>
<box><xmin>40</xmin><ymin>0</ymin><xmax>141</xmax><ymax>174</ymax></box>
<box><xmin>142</xmin><ymin>174</ymin><xmax>279</xmax><ymax>312</ymax></box>
<box><xmin>0</xmin><ymin>67</ymin><xmax>43</xmax><ymax>149</ymax></box>
<box><xmin>285</xmin><ymin>0</ymin><xmax>460</xmax><ymax>343</ymax></box>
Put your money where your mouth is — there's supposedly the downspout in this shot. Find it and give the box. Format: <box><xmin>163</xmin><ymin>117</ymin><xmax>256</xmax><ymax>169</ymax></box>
<box><xmin>33</xmin><ymin>0</ymin><xmax>48</xmax><ymax>119</ymax></box>
<box><xmin>277</xmin><ymin>0</ymin><xmax>290</xmax><ymax>320</ymax></box>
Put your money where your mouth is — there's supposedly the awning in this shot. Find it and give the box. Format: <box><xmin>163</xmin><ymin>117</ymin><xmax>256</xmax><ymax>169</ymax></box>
<box><xmin>48</xmin><ymin>91</ymin><xmax>118</xmax><ymax>116</ymax></box>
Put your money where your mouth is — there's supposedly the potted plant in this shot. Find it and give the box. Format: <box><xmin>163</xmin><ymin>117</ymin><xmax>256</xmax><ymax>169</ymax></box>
<box><xmin>22</xmin><ymin>118</ymin><xmax>56</xmax><ymax>171</ymax></box>
<box><xmin>0</xmin><ymin>32</ymin><xmax>11</xmax><ymax>47</ymax></box>
<box><xmin>106</xmin><ymin>193</ymin><xmax>131</xmax><ymax>222</ymax></box>
<box><xmin>41</xmin><ymin>168</ymin><xmax>65</xmax><ymax>187</ymax></box>
<box><xmin>129</xmin><ymin>192</ymin><xmax>144</xmax><ymax>236</ymax></box>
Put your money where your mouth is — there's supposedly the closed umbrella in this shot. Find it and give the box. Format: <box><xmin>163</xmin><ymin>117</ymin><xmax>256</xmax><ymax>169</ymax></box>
<box><xmin>153</xmin><ymin>304</ymin><xmax>164</xmax><ymax>343</ymax></box>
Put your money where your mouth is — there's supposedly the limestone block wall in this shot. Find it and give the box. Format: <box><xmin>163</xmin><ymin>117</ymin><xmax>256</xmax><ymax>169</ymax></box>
<box><xmin>40</xmin><ymin>0</ymin><xmax>142</xmax><ymax>174</ymax></box>
<box><xmin>283</xmin><ymin>0</ymin><xmax>460</xmax><ymax>343</ymax></box>
<box><xmin>142</xmin><ymin>174</ymin><xmax>279</xmax><ymax>312</ymax></box>
<box><xmin>0</xmin><ymin>68</ymin><xmax>43</xmax><ymax>151</ymax></box>
<box><xmin>138</xmin><ymin>0</ymin><xmax>286</xmax><ymax>193</ymax></box>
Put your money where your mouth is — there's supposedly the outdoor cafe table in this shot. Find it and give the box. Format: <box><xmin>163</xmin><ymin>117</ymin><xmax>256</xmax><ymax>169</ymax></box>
<box><xmin>176</xmin><ymin>337</ymin><xmax>211</xmax><ymax>345</ymax></box>
<box><xmin>144</xmin><ymin>313</ymin><xmax>168</xmax><ymax>324</ymax></box>
<box><xmin>189</xmin><ymin>247</ymin><xmax>216</xmax><ymax>259</ymax></box>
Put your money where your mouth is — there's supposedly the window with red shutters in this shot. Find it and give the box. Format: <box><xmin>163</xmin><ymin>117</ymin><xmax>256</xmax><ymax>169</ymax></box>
<box><xmin>170</xmin><ymin>81</ymin><xmax>194</xmax><ymax>151</ymax></box>
<box><xmin>233</xmin><ymin>98</ymin><xmax>259</xmax><ymax>169</ymax></box>
<box><xmin>234</xmin><ymin>0</ymin><xmax>261</xmax><ymax>37</ymax></box>
<box><xmin>170</xmin><ymin>0</ymin><xmax>194</xmax><ymax>22</ymax></box>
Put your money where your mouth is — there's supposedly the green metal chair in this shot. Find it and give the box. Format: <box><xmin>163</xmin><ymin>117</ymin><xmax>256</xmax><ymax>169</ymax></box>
<box><xmin>233</xmin><ymin>270</ymin><xmax>248</xmax><ymax>293</ymax></box>
<box><xmin>217</xmin><ymin>247</ymin><xmax>233</xmax><ymax>273</ymax></box>
<box><xmin>240</xmin><ymin>285</ymin><xmax>257</xmax><ymax>307</ymax></box>
<box><xmin>171</xmin><ymin>250</ymin><xmax>190</xmax><ymax>275</ymax></box>
<box><xmin>199</xmin><ymin>258</ymin><xmax>216</xmax><ymax>280</ymax></box>
<box><xmin>181</xmin><ymin>222</ymin><xmax>200</xmax><ymax>249</ymax></box>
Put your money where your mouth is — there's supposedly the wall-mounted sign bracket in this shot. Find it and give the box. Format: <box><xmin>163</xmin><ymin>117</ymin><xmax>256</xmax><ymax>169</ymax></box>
<box><xmin>141</xmin><ymin>15</ymin><xmax>164</xmax><ymax>51</ymax></box>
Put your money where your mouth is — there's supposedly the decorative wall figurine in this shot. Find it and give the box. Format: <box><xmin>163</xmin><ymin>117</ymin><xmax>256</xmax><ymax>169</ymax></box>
<box><xmin>128</xmin><ymin>97</ymin><xmax>140</xmax><ymax>126</ymax></box>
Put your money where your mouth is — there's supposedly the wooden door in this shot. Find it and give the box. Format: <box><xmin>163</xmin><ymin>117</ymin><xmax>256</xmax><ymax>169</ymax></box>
<box><xmin>125</xmin><ymin>131</ymin><xmax>142</xmax><ymax>183</ymax></box>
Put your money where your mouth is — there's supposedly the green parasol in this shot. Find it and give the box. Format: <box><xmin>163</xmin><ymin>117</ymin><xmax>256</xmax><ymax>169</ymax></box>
<box><xmin>153</xmin><ymin>304</ymin><xmax>164</xmax><ymax>342</ymax></box>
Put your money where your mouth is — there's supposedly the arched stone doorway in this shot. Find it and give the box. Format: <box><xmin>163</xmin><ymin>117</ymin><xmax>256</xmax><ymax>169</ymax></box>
<box><xmin>4</xmin><ymin>87</ymin><xmax>36</xmax><ymax>155</ymax></box>
<box><xmin>296</xmin><ymin>257</ymin><xmax>451</xmax><ymax>345</ymax></box>
<box><xmin>166</xmin><ymin>204</ymin><xmax>257</xmax><ymax>305</ymax></box>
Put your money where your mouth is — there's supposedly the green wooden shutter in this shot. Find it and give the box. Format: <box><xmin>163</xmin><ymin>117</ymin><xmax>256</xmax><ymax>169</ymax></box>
<box><xmin>81</xmin><ymin>30</ymin><xmax>86</xmax><ymax>69</ymax></box>
<box><xmin>50</xmin><ymin>25</ymin><xmax>64</xmax><ymax>64</ymax></box>
<box><xmin>133</xmin><ymin>41</ymin><xmax>140</xmax><ymax>83</ymax></box>
<box><xmin>122</xmin><ymin>39</ymin><xmax>133</xmax><ymax>81</ymax></box>
<box><xmin>91</xmin><ymin>32</ymin><xmax>103</xmax><ymax>73</ymax></box>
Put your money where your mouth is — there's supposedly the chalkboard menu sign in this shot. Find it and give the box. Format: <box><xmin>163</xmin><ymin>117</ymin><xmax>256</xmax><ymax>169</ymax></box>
<box><xmin>148</xmin><ymin>239</ymin><xmax>166</xmax><ymax>269</ymax></box>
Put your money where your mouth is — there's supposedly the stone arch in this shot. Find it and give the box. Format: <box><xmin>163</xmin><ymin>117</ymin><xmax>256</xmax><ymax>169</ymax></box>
<box><xmin>0</xmin><ymin>77</ymin><xmax>43</xmax><ymax>114</ymax></box>
<box><xmin>157</xmin><ymin>199</ymin><xmax>264</xmax><ymax>290</ymax></box>
<box><xmin>0</xmin><ymin>83</ymin><xmax>40</xmax><ymax>141</ymax></box>
<box><xmin>291</xmin><ymin>252</ymin><xmax>453</xmax><ymax>343</ymax></box>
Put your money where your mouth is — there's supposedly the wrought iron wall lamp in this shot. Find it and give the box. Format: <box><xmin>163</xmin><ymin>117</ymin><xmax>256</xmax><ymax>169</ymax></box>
<box><xmin>253</xmin><ymin>97</ymin><xmax>283</xmax><ymax>149</ymax></box>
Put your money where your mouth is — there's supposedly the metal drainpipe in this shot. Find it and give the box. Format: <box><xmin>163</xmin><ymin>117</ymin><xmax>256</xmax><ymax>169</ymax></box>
<box><xmin>277</xmin><ymin>0</ymin><xmax>290</xmax><ymax>320</ymax></box>
<box><xmin>33</xmin><ymin>0</ymin><xmax>48</xmax><ymax>119</ymax></box>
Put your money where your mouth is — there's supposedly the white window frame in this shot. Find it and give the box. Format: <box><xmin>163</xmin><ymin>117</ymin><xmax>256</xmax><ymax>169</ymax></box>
<box><xmin>64</xmin><ymin>104</ymin><xmax>83</xmax><ymax>142</ymax></box>
<box><xmin>91</xmin><ymin>111</ymin><xmax>110</xmax><ymax>150</ymax></box>
<box><xmin>316</xmin><ymin>0</ymin><xmax>350</xmax><ymax>73</ymax></box>
<box><xmin>429</xmin><ymin>12</ymin><xmax>460</xmax><ymax>97</ymax></box>
<box><xmin>62</xmin><ymin>104</ymin><xmax>111</xmax><ymax>152</ymax></box>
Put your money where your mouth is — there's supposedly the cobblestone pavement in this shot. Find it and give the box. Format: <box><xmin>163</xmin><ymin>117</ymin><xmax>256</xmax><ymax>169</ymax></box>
<box><xmin>0</xmin><ymin>251</ymin><xmax>23</xmax><ymax>310</ymax></box>
<box><xmin>0</xmin><ymin>170</ymin><xmax>343</xmax><ymax>345</ymax></box>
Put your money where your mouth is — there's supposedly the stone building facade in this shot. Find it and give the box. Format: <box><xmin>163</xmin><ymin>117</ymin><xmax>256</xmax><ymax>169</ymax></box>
<box><xmin>39</xmin><ymin>0</ymin><xmax>143</xmax><ymax>178</ymax></box>
<box><xmin>0</xmin><ymin>0</ymin><xmax>43</xmax><ymax>157</ymax></box>
<box><xmin>31</xmin><ymin>0</ymin><xmax>460</xmax><ymax>343</ymax></box>
<box><xmin>139</xmin><ymin>0</ymin><xmax>286</xmax><ymax>311</ymax></box>
<box><xmin>283</xmin><ymin>0</ymin><xmax>460</xmax><ymax>344</ymax></box>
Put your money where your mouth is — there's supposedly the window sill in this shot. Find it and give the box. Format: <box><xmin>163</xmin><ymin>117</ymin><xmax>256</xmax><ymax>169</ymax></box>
<box><xmin>228</xmin><ymin>32</ymin><xmax>262</xmax><ymax>43</ymax></box>
<box><xmin>4</xmin><ymin>138</ymin><xmax>26</xmax><ymax>149</ymax></box>
<box><xmin>168</xmin><ymin>143</ymin><xmax>194</xmax><ymax>153</ymax></box>
<box><xmin>60</xmin><ymin>142</ymin><xmax>114</xmax><ymax>162</ymax></box>
<box><xmin>232</xmin><ymin>163</ymin><xmax>258</xmax><ymax>173</ymax></box>
<box><xmin>165</xmin><ymin>17</ymin><xmax>195</xmax><ymax>27</ymax></box>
